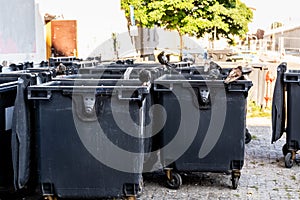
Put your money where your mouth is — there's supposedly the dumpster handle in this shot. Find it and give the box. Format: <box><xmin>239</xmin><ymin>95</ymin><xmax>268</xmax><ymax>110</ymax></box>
<box><xmin>284</xmin><ymin>74</ymin><xmax>300</xmax><ymax>83</ymax></box>
<box><xmin>117</xmin><ymin>90</ymin><xmax>143</xmax><ymax>101</ymax></box>
<box><xmin>226</xmin><ymin>84</ymin><xmax>249</xmax><ymax>92</ymax></box>
<box><xmin>28</xmin><ymin>90</ymin><xmax>52</xmax><ymax>100</ymax></box>
<box><xmin>153</xmin><ymin>83</ymin><xmax>173</xmax><ymax>91</ymax></box>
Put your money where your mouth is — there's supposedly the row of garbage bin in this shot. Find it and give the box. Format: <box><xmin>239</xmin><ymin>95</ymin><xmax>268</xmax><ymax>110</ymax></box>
<box><xmin>0</xmin><ymin>56</ymin><xmax>274</xmax><ymax>200</ymax></box>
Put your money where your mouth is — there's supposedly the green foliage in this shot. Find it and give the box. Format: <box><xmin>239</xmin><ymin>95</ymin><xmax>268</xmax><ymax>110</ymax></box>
<box><xmin>121</xmin><ymin>0</ymin><xmax>253</xmax><ymax>40</ymax></box>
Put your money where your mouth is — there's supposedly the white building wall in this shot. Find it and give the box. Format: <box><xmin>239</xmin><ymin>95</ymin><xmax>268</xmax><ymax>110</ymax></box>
<box><xmin>0</xmin><ymin>0</ymin><xmax>45</xmax><ymax>64</ymax></box>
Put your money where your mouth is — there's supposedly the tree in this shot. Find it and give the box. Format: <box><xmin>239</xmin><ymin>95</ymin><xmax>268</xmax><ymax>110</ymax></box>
<box><xmin>207</xmin><ymin>0</ymin><xmax>253</xmax><ymax>44</ymax></box>
<box><xmin>121</xmin><ymin>0</ymin><xmax>253</xmax><ymax>58</ymax></box>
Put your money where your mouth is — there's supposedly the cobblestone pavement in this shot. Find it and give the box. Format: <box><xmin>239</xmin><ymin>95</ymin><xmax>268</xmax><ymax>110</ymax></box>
<box><xmin>10</xmin><ymin>118</ymin><xmax>300</xmax><ymax>200</ymax></box>
<box><xmin>140</xmin><ymin>120</ymin><xmax>300</xmax><ymax>200</ymax></box>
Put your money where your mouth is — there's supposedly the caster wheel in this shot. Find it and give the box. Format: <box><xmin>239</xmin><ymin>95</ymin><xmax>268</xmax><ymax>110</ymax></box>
<box><xmin>282</xmin><ymin>144</ymin><xmax>288</xmax><ymax>156</ymax></box>
<box><xmin>126</xmin><ymin>196</ymin><xmax>137</xmax><ymax>200</ymax></box>
<box><xmin>285</xmin><ymin>152</ymin><xmax>294</xmax><ymax>168</ymax></box>
<box><xmin>166</xmin><ymin>172</ymin><xmax>182</xmax><ymax>189</ymax></box>
<box><xmin>44</xmin><ymin>196</ymin><xmax>57</xmax><ymax>200</ymax></box>
<box><xmin>137</xmin><ymin>177</ymin><xmax>143</xmax><ymax>197</ymax></box>
<box><xmin>231</xmin><ymin>175</ymin><xmax>239</xmax><ymax>189</ymax></box>
<box><xmin>245</xmin><ymin>129</ymin><xmax>251</xmax><ymax>144</ymax></box>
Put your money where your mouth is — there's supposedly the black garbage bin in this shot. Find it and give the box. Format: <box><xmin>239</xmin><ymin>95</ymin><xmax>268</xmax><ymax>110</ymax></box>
<box><xmin>153</xmin><ymin>74</ymin><xmax>252</xmax><ymax>189</ymax></box>
<box><xmin>26</xmin><ymin>78</ymin><xmax>150</xmax><ymax>199</ymax></box>
<box><xmin>272</xmin><ymin>62</ymin><xmax>300</xmax><ymax>168</ymax></box>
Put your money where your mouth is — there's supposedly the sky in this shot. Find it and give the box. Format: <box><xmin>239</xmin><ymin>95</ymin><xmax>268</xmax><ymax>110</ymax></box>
<box><xmin>241</xmin><ymin>0</ymin><xmax>300</xmax><ymax>32</ymax></box>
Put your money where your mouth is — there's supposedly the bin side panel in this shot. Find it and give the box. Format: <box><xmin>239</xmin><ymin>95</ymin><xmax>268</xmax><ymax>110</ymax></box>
<box><xmin>272</xmin><ymin>64</ymin><xmax>286</xmax><ymax>143</ymax></box>
<box><xmin>0</xmin><ymin>89</ymin><xmax>16</xmax><ymax>191</ymax></box>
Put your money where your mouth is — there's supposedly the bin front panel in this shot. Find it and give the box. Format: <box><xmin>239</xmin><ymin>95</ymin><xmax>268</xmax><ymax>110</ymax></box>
<box><xmin>154</xmin><ymin>75</ymin><xmax>250</xmax><ymax>173</ymax></box>
<box><xmin>30</xmin><ymin>81</ymin><xmax>148</xmax><ymax>198</ymax></box>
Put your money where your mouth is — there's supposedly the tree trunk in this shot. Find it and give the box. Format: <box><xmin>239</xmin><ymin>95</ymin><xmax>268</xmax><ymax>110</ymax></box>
<box><xmin>179</xmin><ymin>32</ymin><xmax>183</xmax><ymax>61</ymax></box>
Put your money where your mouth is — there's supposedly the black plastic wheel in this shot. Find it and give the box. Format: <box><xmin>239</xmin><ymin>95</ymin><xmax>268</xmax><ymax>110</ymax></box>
<box><xmin>231</xmin><ymin>176</ymin><xmax>239</xmax><ymax>189</ymax></box>
<box><xmin>245</xmin><ymin>129</ymin><xmax>251</xmax><ymax>144</ymax></box>
<box><xmin>285</xmin><ymin>152</ymin><xmax>294</xmax><ymax>168</ymax></box>
<box><xmin>44</xmin><ymin>196</ymin><xmax>57</xmax><ymax>200</ymax></box>
<box><xmin>137</xmin><ymin>177</ymin><xmax>144</xmax><ymax>197</ymax></box>
<box><xmin>166</xmin><ymin>172</ymin><xmax>182</xmax><ymax>189</ymax></box>
<box><xmin>282</xmin><ymin>144</ymin><xmax>289</xmax><ymax>156</ymax></box>
<box><xmin>125</xmin><ymin>196</ymin><xmax>137</xmax><ymax>200</ymax></box>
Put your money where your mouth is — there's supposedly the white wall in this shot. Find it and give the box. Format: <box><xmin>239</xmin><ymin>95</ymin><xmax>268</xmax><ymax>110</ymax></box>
<box><xmin>0</xmin><ymin>0</ymin><xmax>46</xmax><ymax>64</ymax></box>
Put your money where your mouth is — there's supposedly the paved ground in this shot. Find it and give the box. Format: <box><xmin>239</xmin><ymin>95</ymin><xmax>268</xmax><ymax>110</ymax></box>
<box><xmin>140</xmin><ymin>118</ymin><xmax>300</xmax><ymax>200</ymax></box>
<box><xmin>7</xmin><ymin>117</ymin><xmax>299</xmax><ymax>200</ymax></box>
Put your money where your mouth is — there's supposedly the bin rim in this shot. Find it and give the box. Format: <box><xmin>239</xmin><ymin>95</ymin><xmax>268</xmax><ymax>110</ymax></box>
<box><xmin>39</xmin><ymin>78</ymin><xmax>147</xmax><ymax>84</ymax></box>
<box><xmin>0</xmin><ymin>72</ymin><xmax>36</xmax><ymax>77</ymax></box>
<box><xmin>154</xmin><ymin>74</ymin><xmax>252</xmax><ymax>84</ymax></box>
<box><xmin>27</xmin><ymin>79</ymin><xmax>151</xmax><ymax>92</ymax></box>
<box><xmin>0</xmin><ymin>80</ymin><xmax>18</xmax><ymax>91</ymax></box>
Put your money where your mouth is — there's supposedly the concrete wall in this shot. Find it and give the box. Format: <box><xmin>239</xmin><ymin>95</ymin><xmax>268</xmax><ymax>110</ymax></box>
<box><xmin>0</xmin><ymin>0</ymin><xmax>45</xmax><ymax>64</ymax></box>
